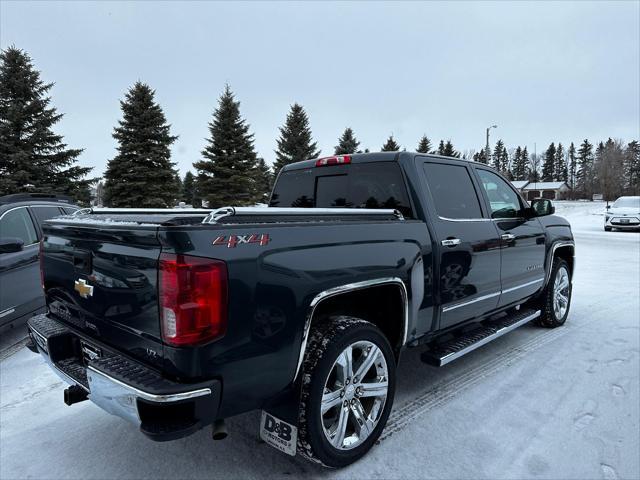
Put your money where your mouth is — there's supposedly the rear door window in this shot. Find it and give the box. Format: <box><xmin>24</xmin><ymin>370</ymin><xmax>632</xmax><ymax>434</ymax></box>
<box><xmin>422</xmin><ymin>163</ymin><xmax>483</xmax><ymax>219</ymax></box>
<box><xmin>271</xmin><ymin>162</ymin><xmax>413</xmax><ymax>218</ymax></box>
<box><xmin>0</xmin><ymin>207</ymin><xmax>38</xmax><ymax>246</ymax></box>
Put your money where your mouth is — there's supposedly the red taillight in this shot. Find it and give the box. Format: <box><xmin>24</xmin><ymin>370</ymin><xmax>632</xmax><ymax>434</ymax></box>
<box><xmin>159</xmin><ymin>253</ymin><xmax>228</xmax><ymax>347</ymax></box>
<box><xmin>315</xmin><ymin>155</ymin><xmax>351</xmax><ymax>167</ymax></box>
<box><xmin>39</xmin><ymin>240</ymin><xmax>45</xmax><ymax>290</ymax></box>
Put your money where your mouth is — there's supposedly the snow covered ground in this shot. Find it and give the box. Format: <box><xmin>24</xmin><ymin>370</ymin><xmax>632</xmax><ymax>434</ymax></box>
<box><xmin>1</xmin><ymin>201</ymin><xmax>638</xmax><ymax>479</ymax></box>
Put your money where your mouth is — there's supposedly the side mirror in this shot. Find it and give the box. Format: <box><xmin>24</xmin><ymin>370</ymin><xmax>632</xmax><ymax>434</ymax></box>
<box><xmin>530</xmin><ymin>198</ymin><xmax>555</xmax><ymax>217</ymax></box>
<box><xmin>606</xmin><ymin>204</ymin><xmax>611</xmax><ymax>210</ymax></box>
<box><xmin>0</xmin><ymin>237</ymin><xmax>24</xmax><ymax>253</ymax></box>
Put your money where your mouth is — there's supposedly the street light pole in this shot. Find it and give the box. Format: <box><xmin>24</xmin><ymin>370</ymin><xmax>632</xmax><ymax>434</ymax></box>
<box><xmin>485</xmin><ymin>124</ymin><xmax>497</xmax><ymax>162</ymax></box>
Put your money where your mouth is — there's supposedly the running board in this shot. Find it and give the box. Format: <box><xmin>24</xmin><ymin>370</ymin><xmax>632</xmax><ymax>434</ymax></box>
<box><xmin>421</xmin><ymin>309</ymin><xmax>541</xmax><ymax>367</ymax></box>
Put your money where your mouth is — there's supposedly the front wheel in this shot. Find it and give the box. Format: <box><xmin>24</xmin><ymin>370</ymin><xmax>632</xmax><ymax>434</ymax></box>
<box><xmin>297</xmin><ymin>316</ymin><xmax>396</xmax><ymax>468</ymax></box>
<box><xmin>537</xmin><ymin>258</ymin><xmax>572</xmax><ymax>328</ymax></box>
<box><xmin>604</xmin><ymin>226</ymin><xmax>612</xmax><ymax>232</ymax></box>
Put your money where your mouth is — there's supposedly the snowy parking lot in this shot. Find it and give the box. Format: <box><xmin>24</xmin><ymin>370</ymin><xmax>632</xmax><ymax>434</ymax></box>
<box><xmin>1</xmin><ymin>201</ymin><xmax>638</xmax><ymax>480</ymax></box>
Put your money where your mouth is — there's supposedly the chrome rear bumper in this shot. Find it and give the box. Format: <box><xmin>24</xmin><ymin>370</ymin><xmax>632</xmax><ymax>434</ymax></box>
<box><xmin>27</xmin><ymin>314</ymin><xmax>220</xmax><ymax>441</ymax></box>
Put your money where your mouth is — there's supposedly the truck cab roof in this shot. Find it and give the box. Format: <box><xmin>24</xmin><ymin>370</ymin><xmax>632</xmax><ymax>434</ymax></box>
<box><xmin>281</xmin><ymin>151</ymin><xmax>475</xmax><ymax>172</ymax></box>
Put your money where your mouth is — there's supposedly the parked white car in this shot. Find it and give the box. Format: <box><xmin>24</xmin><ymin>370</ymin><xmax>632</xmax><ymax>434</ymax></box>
<box><xmin>605</xmin><ymin>196</ymin><xmax>640</xmax><ymax>231</ymax></box>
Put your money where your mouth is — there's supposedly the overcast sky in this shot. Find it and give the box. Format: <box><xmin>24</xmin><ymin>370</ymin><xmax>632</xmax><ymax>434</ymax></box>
<box><xmin>1</xmin><ymin>1</ymin><xmax>639</xmax><ymax>178</ymax></box>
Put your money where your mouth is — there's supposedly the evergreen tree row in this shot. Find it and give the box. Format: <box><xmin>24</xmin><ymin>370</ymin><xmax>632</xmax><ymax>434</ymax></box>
<box><xmin>2</xmin><ymin>46</ymin><xmax>637</xmax><ymax>208</ymax></box>
<box><xmin>471</xmin><ymin>138</ymin><xmax>639</xmax><ymax>200</ymax></box>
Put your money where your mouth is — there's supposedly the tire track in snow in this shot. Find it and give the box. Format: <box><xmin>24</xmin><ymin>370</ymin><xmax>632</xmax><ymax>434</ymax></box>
<box><xmin>380</xmin><ymin>324</ymin><xmax>572</xmax><ymax>441</ymax></box>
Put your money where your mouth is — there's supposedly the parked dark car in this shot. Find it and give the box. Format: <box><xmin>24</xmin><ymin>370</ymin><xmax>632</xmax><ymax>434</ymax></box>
<box><xmin>0</xmin><ymin>193</ymin><xmax>78</xmax><ymax>333</ymax></box>
<box><xmin>27</xmin><ymin>153</ymin><xmax>574</xmax><ymax>467</ymax></box>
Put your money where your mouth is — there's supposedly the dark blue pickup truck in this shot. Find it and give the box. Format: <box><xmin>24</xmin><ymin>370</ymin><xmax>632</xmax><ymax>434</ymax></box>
<box><xmin>27</xmin><ymin>152</ymin><xmax>574</xmax><ymax>467</ymax></box>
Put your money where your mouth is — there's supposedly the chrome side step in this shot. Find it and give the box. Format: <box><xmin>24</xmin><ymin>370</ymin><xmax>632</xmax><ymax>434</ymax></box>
<box><xmin>421</xmin><ymin>309</ymin><xmax>541</xmax><ymax>367</ymax></box>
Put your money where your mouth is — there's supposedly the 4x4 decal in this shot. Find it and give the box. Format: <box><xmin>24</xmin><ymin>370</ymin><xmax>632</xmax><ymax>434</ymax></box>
<box><xmin>213</xmin><ymin>234</ymin><xmax>271</xmax><ymax>248</ymax></box>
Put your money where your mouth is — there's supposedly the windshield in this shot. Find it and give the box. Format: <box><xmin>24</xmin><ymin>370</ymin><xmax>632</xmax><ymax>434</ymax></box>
<box><xmin>612</xmin><ymin>197</ymin><xmax>640</xmax><ymax>209</ymax></box>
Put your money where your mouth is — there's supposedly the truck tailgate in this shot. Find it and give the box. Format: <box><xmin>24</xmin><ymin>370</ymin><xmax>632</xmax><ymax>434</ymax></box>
<box><xmin>42</xmin><ymin>220</ymin><xmax>164</xmax><ymax>366</ymax></box>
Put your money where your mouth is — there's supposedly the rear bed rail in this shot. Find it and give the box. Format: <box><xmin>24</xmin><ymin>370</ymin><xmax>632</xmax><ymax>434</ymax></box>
<box><xmin>203</xmin><ymin>206</ymin><xmax>405</xmax><ymax>224</ymax></box>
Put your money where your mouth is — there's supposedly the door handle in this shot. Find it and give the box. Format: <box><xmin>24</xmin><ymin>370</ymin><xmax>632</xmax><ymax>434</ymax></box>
<box><xmin>441</xmin><ymin>238</ymin><xmax>461</xmax><ymax>247</ymax></box>
<box><xmin>501</xmin><ymin>233</ymin><xmax>516</xmax><ymax>241</ymax></box>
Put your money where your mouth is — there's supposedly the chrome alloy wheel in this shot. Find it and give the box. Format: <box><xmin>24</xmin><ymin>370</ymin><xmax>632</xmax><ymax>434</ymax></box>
<box><xmin>553</xmin><ymin>266</ymin><xmax>570</xmax><ymax>319</ymax></box>
<box><xmin>320</xmin><ymin>340</ymin><xmax>389</xmax><ymax>450</ymax></box>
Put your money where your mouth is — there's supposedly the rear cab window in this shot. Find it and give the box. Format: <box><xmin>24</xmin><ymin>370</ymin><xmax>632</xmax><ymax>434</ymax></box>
<box><xmin>270</xmin><ymin>162</ymin><xmax>413</xmax><ymax>218</ymax></box>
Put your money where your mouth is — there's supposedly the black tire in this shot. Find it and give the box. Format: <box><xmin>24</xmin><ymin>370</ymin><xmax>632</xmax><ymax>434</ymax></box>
<box><xmin>604</xmin><ymin>226</ymin><xmax>612</xmax><ymax>232</ymax></box>
<box><xmin>537</xmin><ymin>258</ymin><xmax>572</xmax><ymax>328</ymax></box>
<box><xmin>297</xmin><ymin>316</ymin><xmax>396</xmax><ymax>468</ymax></box>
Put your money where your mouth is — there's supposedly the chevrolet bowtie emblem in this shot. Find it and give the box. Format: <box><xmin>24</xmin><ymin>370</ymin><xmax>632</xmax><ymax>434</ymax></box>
<box><xmin>74</xmin><ymin>278</ymin><xmax>94</xmax><ymax>299</ymax></box>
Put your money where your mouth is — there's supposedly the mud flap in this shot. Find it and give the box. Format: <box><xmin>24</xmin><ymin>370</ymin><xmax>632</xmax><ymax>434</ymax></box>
<box><xmin>260</xmin><ymin>411</ymin><xmax>297</xmax><ymax>456</ymax></box>
<box><xmin>260</xmin><ymin>377</ymin><xmax>303</xmax><ymax>456</ymax></box>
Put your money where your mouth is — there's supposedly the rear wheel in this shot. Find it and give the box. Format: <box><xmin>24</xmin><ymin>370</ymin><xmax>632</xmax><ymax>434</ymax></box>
<box><xmin>537</xmin><ymin>258</ymin><xmax>572</xmax><ymax>328</ymax></box>
<box><xmin>297</xmin><ymin>316</ymin><xmax>396</xmax><ymax>468</ymax></box>
<box><xmin>604</xmin><ymin>226</ymin><xmax>612</xmax><ymax>232</ymax></box>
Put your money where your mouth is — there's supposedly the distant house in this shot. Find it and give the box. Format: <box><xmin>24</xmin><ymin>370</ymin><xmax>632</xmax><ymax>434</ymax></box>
<box><xmin>511</xmin><ymin>180</ymin><xmax>529</xmax><ymax>191</ymax></box>
<box><xmin>509</xmin><ymin>180</ymin><xmax>571</xmax><ymax>200</ymax></box>
<box><xmin>522</xmin><ymin>181</ymin><xmax>571</xmax><ymax>200</ymax></box>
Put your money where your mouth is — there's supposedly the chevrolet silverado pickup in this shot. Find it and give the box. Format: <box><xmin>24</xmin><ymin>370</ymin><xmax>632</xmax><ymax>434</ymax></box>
<box><xmin>27</xmin><ymin>152</ymin><xmax>575</xmax><ymax>467</ymax></box>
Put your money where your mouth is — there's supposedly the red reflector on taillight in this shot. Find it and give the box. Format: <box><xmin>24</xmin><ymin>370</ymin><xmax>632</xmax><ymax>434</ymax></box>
<box><xmin>315</xmin><ymin>155</ymin><xmax>351</xmax><ymax>167</ymax></box>
<box><xmin>39</xmin><ymin>240</ymin><xmax>45</xmax><ymax>290</ymax></box>
<box><xmin>159</xmin><ymin>253</ymin><xmax>228</xmax><ymax>346</ymax></box>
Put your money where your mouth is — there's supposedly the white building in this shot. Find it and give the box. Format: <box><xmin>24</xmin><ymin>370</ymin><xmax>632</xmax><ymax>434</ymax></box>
<box><xmin>509</xmin><ymin>180</ymin><xmax>571</xmax><ymax>200</ymax></box>
<box><xmin>521</xmin><ymin>181</ymin><xmax>571</xmax><ymax>200</ymax></box>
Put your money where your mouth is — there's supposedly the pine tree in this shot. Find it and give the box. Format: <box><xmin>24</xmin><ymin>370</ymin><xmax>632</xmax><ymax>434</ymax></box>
<box><xmin>438</xmin><ymin>140</ymin><xmax>460</xmax><ymax>158</ymax></box>
<box><xmin>521</xmin><ymin>147</ymin><xmax>530</xmax><ymax>180</ymax></box>
<box><xmin>273</xmin><ymin>103</ymin><xmax>320</xmax><ymax>173</ymax></box>
<box><xmin>624</xmin><ymin>140</ymin><xmax>640</xmax><ymax>194</ymax></box>
<box><xmin>576</xmin><ymin>139</ymin><xmax>594</xmax><ymax>197</ymax></box>
<box><xmin>568</xmin><ymin>142</ymin><xmax>577</xmax><ymax>190</ymax></box>
<box><xmin>593</xmin><ymin>141</ymin><xmax>605</xmax><ymax>197</ymax></box>
<box><xmin>174</xmin><ymin>173</ymin><xmax>183</xmax><ymax>199</ymax></box>
<box><xmin>103</xmin><ymin>82</ymin><xmax>178</xmax><ymax>207</ymax></box>
<box><xmin>334</xmin><ymin>127</ymin><xmax>360</xmax><ymax>155</ymax></box>
<box><xmin>492</xmin><ymin>140</ymin><xmax>508</xmax><ymax>172</ymax></box>
<box><xmin>182</xmin><ymin>171</ymin><xmax>196</xmax><ymax>205</ymax></box>
<box><xmin>473</xmin><ymin>149</ymin><xmax>488</xmax><ymax>164</ymax></box>
<box><xmin>0</xmin><ymin>46</ymin><xmax>93</xmax><ymax>203</ymax></box>
<box><xmin>416</xmin><ymin>135</ymin><xmax>432</xmax><ymax>154</ymax></box>
<box><xmin>381</xmin><ymin>135</ymin><xmax>400</xmax><ymax>151</ymax></box>
<box><xmin>194</xmin><ymin>85</ymin><xmax>260</xmax><ymax>207</ymax></box>
<box><xmin>254</xmin><ymin>157</ymin><xmax>273</xmax><ymax>204</ymax></box>
<box><xmin>512</xmin><ymin>146</ymin><xmax>527</xmax><ymax>181</ymax></box>
<box><xmin>554</xmin><ymin>142</ymin><xmax>568</xmax><ymax>182</ymax></box>
<box><xmin>541</xmin><ymin>142</ymin><xmax>556</xmax><ymax>181</ymax></box>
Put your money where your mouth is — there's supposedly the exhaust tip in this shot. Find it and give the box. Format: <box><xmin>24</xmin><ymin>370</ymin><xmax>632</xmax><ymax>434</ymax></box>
<box><xmin>212</xmin><ymin>419</ymin><xmax>228</xmax><ymax>440</ymax></box>
<box><xmin>64</xmin><ymin>385</ymin><xmax>88</xmax><ymax>406</ymax></box>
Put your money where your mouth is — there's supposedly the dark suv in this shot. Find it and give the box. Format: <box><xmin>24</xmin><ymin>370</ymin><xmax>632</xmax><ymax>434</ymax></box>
<box><xmin>0</xmin><ymin>193</ymin><xmax>78</xmax><ymax>333</ymax></box>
